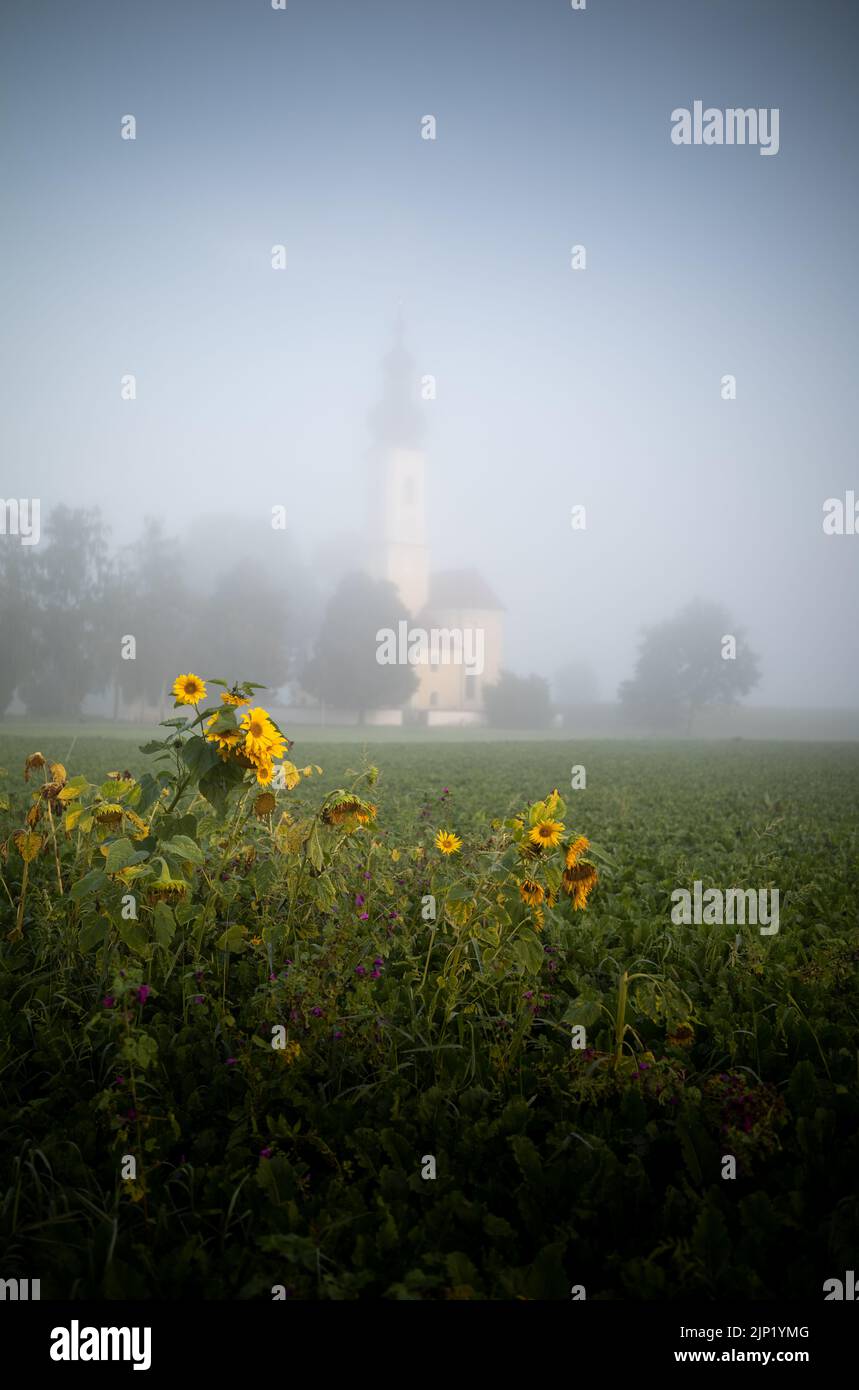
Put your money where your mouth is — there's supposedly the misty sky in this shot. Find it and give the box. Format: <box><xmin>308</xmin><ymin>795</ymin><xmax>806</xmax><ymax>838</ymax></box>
<box><xmin>2</xmin><ymin>0</ymin><xmax>857</xmax><ymax>707</ymax></box>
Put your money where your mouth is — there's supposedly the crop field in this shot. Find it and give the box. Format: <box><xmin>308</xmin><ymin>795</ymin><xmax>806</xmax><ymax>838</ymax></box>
<box><xmin>1</xmin><ymin>718</ymin><xmax>857</xmax><ymax>1300</ymax></box>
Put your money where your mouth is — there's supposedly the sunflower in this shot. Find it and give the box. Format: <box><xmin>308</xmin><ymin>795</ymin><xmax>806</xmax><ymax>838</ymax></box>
<box><xmin>518</xmin><ymin>879</ymin><xmax>545</xmax><ymax>907</ymax></box>
<box><xmin>172</xmin><ymin>673</ymin><xmax>207</xmax><ymax>705</ymax></box>
<box><xmin>562</xmin><ymin>861</ymin><xmax>598</xmax><ymax>910</ymax></box>
<box><xmin>321</xmin><ymin>794</ymin><xmax>376</xmax><ymax>826</ymax></box>
<box><xmin>23</xmin><ymin>752</ymin><xmax>46</xmax><ymax>781</ymax></box>
<box><xmin>207</xmin><ymin>724</ymin><xmax>243</xmax><ymax>759</ymax></box>
<box><xmin>146</xmin><ymin>875</ymin><xmax>189</xmax><ymax>904</ymax></box>
<box><xmin>435</xmin><ymin>829</ymin><xmax>462</xmax><ymax>856</ymax></box>
<box><xmin>254</xmin><ymin>791</ymin><xmax>277</xmax><ymax>818</ymax></box>
<box><xmin>565</xmin><ymin>835</ymin><xmax>590</xmax><ymax>868</ymax></box>
<box><xmin>240</xmin><ymin>707</ymin><xmax>280</xmax><ymax>760</ymax></box>
<box><xmin>221</xmin><ymin>688</ymin><xmax>249</xmax><ymax>707</ymax></box>
<box><xmin>255</xmin><ymin>761</ymin><xmax>275</xmax><ymax>787</ymax></box>
<box><xmin>94</xmin><ymin>803</ymin><xmax>124</xmax><ymax>829</ymax></box>
<box><xmin>667</xmin><ymin>1021</ymin><xmax>695</xmax><ymax>1048</ymax></box>
<box><xmin>529</xmin><ymin>819</ymin><xmax>565</xmax><ymax>851</ymax></box>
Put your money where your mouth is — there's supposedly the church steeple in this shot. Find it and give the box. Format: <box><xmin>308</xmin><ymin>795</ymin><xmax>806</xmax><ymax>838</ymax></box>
<box><xmin>367</xmin><ymin>305</ymin><xmax>425</xmax><ymax>451</ymax></box>
<box><xmin>367</xmin><ymin>311</ymin><xmax>429</xmax><ymax>617</ymax></box>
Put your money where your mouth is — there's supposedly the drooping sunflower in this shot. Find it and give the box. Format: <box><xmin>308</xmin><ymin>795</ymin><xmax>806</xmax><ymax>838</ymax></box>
<box><xmin>221</xmin><ymin>688</ymin><xmax>249</xmax><ymax>707</ymax></box>
<box><xmin>146</xmin><ymin>875</ymin><xmax>189</xmax><ymax>904</ymax></box>
<box><xmin>23</xmin><ymin>752</ymin><xmax>46</xmax><ymax>781</ymax></box>
<box><xmin>321</xmin><ymin>793</ymin><xmax>376</xmax><ymax>827</ymax></box>
<box><xmin>435</xmin><ymin>829</ymin><xmax>462</xmax><ymax>856</ymax></box>
<box><xmin>667</xmin><ymin>1021</ymin><xmax>695</xmax><ymax>1048</ymax></box>
<box><xmin>562</xmin><ymin>860</ymin><xmax>599</xmax><ymax>910</ymax></box>
<box><xmin>528</xmin><ymin>819</ymin><xmax>565</xmax><ymax>851</ymax></box>
<box><xmin>94</xmin><ymin>803</ymin><xmax>124</xmax><ymax>829</ymax></box>
<box><xmin>565</xmin><ymin>835</ymin><xmax>590</xmax><ymax>868</ymax></box>
<box><xmin>518</xmin><ymin>879</ymin><xmax>545</xmax><ymax>907</ymax></box>
<box><xmin>172</xmin><ymin>673</ymin><xmax>207</xmax><ymax>705</ymax></box>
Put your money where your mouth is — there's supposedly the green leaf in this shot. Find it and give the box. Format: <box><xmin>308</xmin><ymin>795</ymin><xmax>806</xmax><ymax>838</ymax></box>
<box><xmin>79</xmin><ymin>918</ymin><xmax>109</xmax><ymax>951</ymax></box>
<box><xmin>216</xmin><ymin>923</ymin><xmax>248</xmax><ymax>954</ymax></box>
<box><xmin>71</xmin><ymin>868</ymin><xmax>108</xmax><ymax>900</ymax></box>
<box><xmin>199</xmin><ymin>760</ymin><xmax>245</xmax><ymax>816</ymax></box>
<box><xmin>182</xmin><ymin>735</ymin><xmax>222</xmax><ymax>780</ymax></box>
<box><xmin>159</xmin><ymin>834</ymin><xmax>205</xmax><ymax>866</ymax></box>
<box><xmin>306</xmin><ymin>825</ymin><xmax>324</xmax><ymax>872</ymax></box>
<box><xmin>105</xmin><ymin>838</ymin><xmax>143</xmax><ymax>874</ymax></box>
<box><xmin>117</xmin><ymin>918</ymin><xmax>150</xmax><ymax>955</ymax></box>
<box><xmin>153</xmin><ymin>901</ymin><xmax>176</xmax><ymax>949</ymax></box>
<box><xmin>512</xmin><ymin>929</ymin><xmax>545</xmax><ymax>974</ymax></box>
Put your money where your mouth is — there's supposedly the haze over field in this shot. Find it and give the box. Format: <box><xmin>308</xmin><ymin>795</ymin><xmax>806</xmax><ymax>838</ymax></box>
<box><xmin>1</xmin><ymin>0</ymin><xmax>857</xmax><ymax>716</ymax></box>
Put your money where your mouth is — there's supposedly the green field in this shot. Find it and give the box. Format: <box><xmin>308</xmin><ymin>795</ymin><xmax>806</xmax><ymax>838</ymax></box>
<box><xmin>1</xmin><ymin>727</ymin><xmax>857</xmax><ymax>1299</ymax></box>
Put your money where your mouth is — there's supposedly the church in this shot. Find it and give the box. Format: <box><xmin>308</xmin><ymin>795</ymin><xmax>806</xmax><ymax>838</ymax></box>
<box><xmin>366</xmin><ymin>318</ymin><xmax>504</xmax><ymax>726</ymax></box>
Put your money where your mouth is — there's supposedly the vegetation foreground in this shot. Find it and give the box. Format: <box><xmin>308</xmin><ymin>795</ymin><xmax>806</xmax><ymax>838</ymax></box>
<box><xmin>1</xmin><ymin>693</ymin><xmax>857</xmax><ymax>1300</ymax></box>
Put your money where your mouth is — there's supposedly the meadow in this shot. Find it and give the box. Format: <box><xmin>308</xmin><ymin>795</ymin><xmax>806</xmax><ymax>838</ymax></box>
<box><xmin>1</xmin><ymin>709</ymin><xmax>857</xmax><ymax>1300</ymax></box>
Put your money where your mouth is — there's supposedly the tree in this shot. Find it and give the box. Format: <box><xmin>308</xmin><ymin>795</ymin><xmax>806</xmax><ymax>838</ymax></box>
<box><xmin>302</xmin><ymin>572</ymin><xmax>417</xmax><ymax>720</ymax></box>
<box><xmin>109</xmin><ymin>519</ymin><xmax>193</xmax><ymax>719</ymax></box>
<box><xmin>191</xmin><ymin>560</ymin><xmax>290</xmax><ymax>694</ymax></box>
<box><xmin>0</xmin><ymin>540</ymin><xmax>34</xmax><ymax>715</ymax></box>
<box><xmin>17</xmin><ymin>506</ymin><xmax>112</xmax><ymax>717</ymax></box>
<box><xmin>619</xmin><ymin>598</ymin><xmax>761</xmax><ymax>734</ymax></box>
<box><xmin>484</xmin><ymin>670</ymin><xmax>551</xmax><ymax>729</ymax></box>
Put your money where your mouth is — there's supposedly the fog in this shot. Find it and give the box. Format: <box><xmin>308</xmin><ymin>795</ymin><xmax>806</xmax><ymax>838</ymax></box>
<box><xmin>2</xmin><ymin>0</ymin><xmax>857</xmax><ymax>722</ymax></box>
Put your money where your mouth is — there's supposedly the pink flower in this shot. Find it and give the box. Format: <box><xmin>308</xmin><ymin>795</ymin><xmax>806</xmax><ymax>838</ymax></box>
<box><xmin>136</xmin><ymin>984</ymin><xmax>152</xmax><ymax>1004</ymax></box>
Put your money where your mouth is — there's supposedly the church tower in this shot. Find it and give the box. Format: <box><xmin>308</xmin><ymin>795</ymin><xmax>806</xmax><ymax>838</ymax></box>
<box><xmin>367</xmin><ymin>313</ymin><xmax>429</xmax><ymax>616</ymax></box>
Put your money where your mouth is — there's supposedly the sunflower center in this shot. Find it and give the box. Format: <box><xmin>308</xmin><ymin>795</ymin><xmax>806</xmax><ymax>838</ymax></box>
<box><xmin>249</xmin><ymin>721</ymin><xmax>264</xmax><ymax>738</ymax></box>
<box><xmin>184</xmin><ymin>682</ymin><xmax>197</xmax><ymax>695</ymax></box>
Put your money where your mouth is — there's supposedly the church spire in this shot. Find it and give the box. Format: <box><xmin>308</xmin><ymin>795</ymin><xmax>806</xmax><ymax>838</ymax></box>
<box><xmin>368</xmin><ymin>307</ymin><xmax>425</xmax><ymax>450</ymax></box>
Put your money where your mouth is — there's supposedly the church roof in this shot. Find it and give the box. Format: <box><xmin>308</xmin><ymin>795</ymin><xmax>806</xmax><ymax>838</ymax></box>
<box><xmin>424</xmin><ymin>568</ymin><xmax>504</xmax><ymax>612</ymax></box>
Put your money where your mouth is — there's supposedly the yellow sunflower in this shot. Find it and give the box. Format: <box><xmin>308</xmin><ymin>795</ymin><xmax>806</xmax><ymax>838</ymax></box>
<box><xmin>518</xmin><ymin>879</ymin><xmax>545</xmax><ymax>907</ymax></box>
<box><xmin>255</xmin><ymin>761</ymin><xmax>275</xmax><ymax>787</ymax></box>
<box><xmin>205</xmin><ymin>720</ymin><xmax>244</xmax><ymax>758</ymax></box>
<box><xmin>221</xmin><ymin>689</ymin><xmax>249</xmax><ymax>707</ymax></box>
<box><xmin>240</xmin><ymin>707</ymin><xmax>278</xmax><ymax>759</ymax></box>
<box><xmin>528</xmin><ymin>819</ymin><xmax>565</xmax><ymax>851</ymax></box>
<box><xmin>562</xmin><ymin>861</ymin><xmax>599</xmax><ymax>910</ymax></box>
<box><xmin>565</xmin><ymin>835</ymin><xmax>590</xmax><ymax>868</ymax></box>
<box><xmin>172</xmin><ymin>673</ymin><xmax>207</xmax><ymax>705</ymax></box>
<box><xmin>435</xmin><ymin>829</ymin><xmax>462</xmax><ymax>855</ymax></box>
